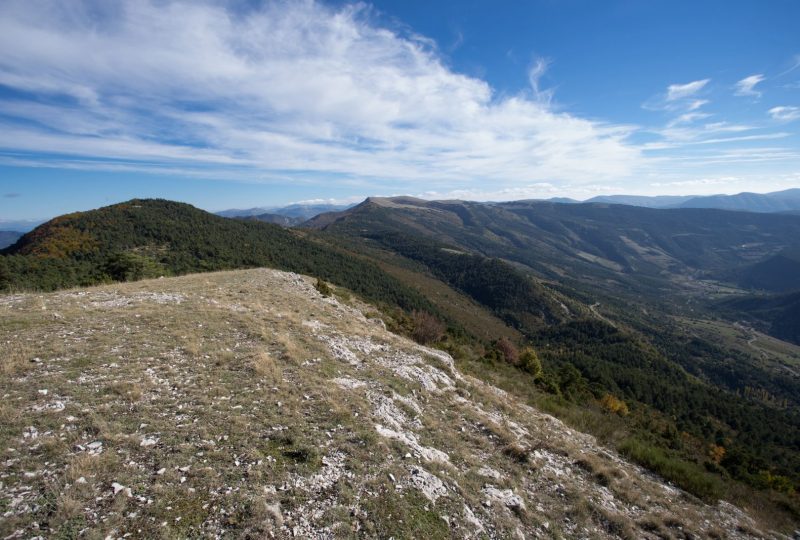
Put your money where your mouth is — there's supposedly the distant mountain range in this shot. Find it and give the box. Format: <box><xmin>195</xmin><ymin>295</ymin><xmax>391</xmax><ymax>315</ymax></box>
<box><xmin>571</xmin><ymin>188</ymin><xmax>800</xmax><ymax>213</ymax></box>
<box><xmin>217</xmin><ymin>190</ymin><xmax>800</xmax><ymax>219</ymax></box>
<box><xmin>0</xmin><ymin>231</ymin><xmax>22</xmax><ymax>249</ymax></box>
<box><xmin>580</xmin><ymin>194</ymin><xmax>696</xmax><ymax>208</ymax></box>
<box><xmin>216</xmin><ymin>202</ymin><xmax>354</xmax><ymax>220</ymax></box>
<box><xmin>0</xmin><ymin>219</ymin><xmax>46</xmax><ymax>232</ymax></box>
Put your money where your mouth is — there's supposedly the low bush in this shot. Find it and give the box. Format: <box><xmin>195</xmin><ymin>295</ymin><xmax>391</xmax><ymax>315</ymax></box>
<box><xmin>619</xmin><ymin>437</ymin><xmax>722</xmax><ymax>502</ymax></box>
<box><xmin>410</xmin><ymin>310</ymin><xmax>445</xmax><ymax>345</ymax></box>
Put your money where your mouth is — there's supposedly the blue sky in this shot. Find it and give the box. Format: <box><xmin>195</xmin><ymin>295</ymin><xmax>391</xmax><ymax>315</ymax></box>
<box><xmin>1</xmin><ymin>0</ymin><xmax>799</xmax><ymax>222</ymax></box>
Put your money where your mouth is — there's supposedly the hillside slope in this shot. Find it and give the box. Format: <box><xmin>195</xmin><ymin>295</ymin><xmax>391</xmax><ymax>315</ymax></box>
<box><xmin>238</xmin><ymin>213</ymin><xmax>304</xmax><ymax>227</ymax></box>
<box><xmin>739</xmin><ymin>249</ymin><xmax>800</xmax><ymax>293</ymax></box>
<box><xmin>307</xmin><ymin>197</ymin><xmax>800</xmax><ymax>295</ymax></box>
<box><xmin>305</xmin><ymin>197</ymin><xmax>800</xmax><ymax>502</ymax></box>
<box><xmin>0</xmin><ymin>199</ymin><xmax>433</xmax><ymax>316</ymax></box>
<box><xmin>720</xmin><ymin>291</ymin><xmax>800</xmax><ymax>345</ymax></box>
<box><xmin>0</xmin><ymin>269</ymin><xmax>778</xmax><ymax>538</ymax></box>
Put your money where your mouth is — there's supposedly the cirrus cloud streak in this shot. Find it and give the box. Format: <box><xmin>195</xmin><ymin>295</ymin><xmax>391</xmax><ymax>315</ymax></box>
<box><xmin>0</xmin><ymin>0</ymin><xmax>641</xmax><ymax>188</ymax></box>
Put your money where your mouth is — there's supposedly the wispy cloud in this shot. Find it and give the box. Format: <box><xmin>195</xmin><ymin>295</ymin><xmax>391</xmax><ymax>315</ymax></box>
<box><xmin>0</xmin><ymin>0</ymin><xmax>641</xmax><ymax>188</ymax></box>
<box><xmin>769</xmin><ymin>106</ymin><xmax>800</xmax><ymax>122</ymax></box>
<box><xmin>0</xmin><ymin>2</ymin><xmax>796</xmax><ymax>200</ymax></box>
<box><xmin>287</xmin><ymin>196</ymin><xmax>366</xmax><ymax>206</ymax></box>
<box><xmin>527</xmin><ymin>56</ymin><xmax>554</xmax><ymax>103</ymax></box>
<box><xmin>643</xmin><ymin>80</ymin><xmax>711</xmax><ymax>121</ymax></box>
<box><xmin>650</xmin><ymin>176</ymin><xmax>741</xmax><ymax>188</ymax></box>
<box><xmin>666</xmin><ymin>79</ymin><xmax>710</xmax><ymax>101</ymax></box>
<box><xmin>778</xmin><ymin>53</ymin><xmax>800</xmax><ymax>76</ymax></box>
<box><xmin>648</xmin><ymin>147</ymin><xmax>800</xmax><ymax>166</ymax></box>
<box><xmin>413</xmin><ymin>182</ymin><xmax>628</xmax><ymax>202</ymax></box>
<box><xmin>734</xmin><ymin>74</ymin><xmax>765</xmax><ymax>98</ymax></box>
<box><xmin>644</xmin><ymin>121</ymin><xmax>758</xmax><ymax>149</ymax></box>
<box><xmin>666</xmin><ymin>112</ymin><xmax>710</xmax><ymax>127</ymax></box>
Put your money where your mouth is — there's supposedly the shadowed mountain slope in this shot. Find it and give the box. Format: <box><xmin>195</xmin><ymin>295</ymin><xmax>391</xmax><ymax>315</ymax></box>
<box><xmin>306</xmin><ymin>197</ymin><xmax>800</xmax><ymax>295</ymax></box>
<box><xmin>720</xmin><ymin>291</ymin><xmax>800</xmax><ymax>346</ymax></box>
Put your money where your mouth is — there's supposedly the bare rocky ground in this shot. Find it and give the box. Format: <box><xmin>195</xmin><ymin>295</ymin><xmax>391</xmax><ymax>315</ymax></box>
<box><xmin>0</xmin><ymin>269</ymin><xmax>785</xmax><ymax>539</ymax></box>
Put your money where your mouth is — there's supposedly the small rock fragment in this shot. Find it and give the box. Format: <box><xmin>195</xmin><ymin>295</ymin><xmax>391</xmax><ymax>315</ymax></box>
<box><xmin>112</xmin><ymin>482</ymin><xmax>132</xmax><ymax>497</ymax></box>
<box><xmin>140</xmin><ymin>436</ymin><xmax>158</xmax><ymax>447</ymax></box>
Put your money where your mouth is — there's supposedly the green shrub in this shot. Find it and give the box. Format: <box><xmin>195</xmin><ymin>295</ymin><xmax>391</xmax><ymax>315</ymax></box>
<box><xmin>314</xmin><ymin>277</ymin><xmax>332</xmax><ymax>297</ymax></box>
<box><xmin>519</xmin><ymin>347</ymin><xmax>542</xmax><ymax>378</ymax></box>
<box><xmin>104</xmin><ymin>252</ymin><xmax>167</xmax><ymax>281</ymax></box>
<box><xmin>619</xmin><ymin>437</ymin><xmax>722</xmax><ymax>501</ymax></box>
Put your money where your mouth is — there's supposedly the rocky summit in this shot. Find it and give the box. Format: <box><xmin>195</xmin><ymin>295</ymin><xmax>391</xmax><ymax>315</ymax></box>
<box><xmin>0</xmin><ymin>269</ymin><xmax>781</xmax><ymax>538</ymax></box>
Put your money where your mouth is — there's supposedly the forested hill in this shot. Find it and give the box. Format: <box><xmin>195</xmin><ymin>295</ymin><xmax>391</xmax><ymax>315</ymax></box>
<box><xmin>0</xmin><ymin>199</ymin><xmax>431</xmax><ymax>313</ymax></box>
<box><xmin>309</xmin><ymin>197</ymin><xmax>800</xmax><ymax>288</ymax></box>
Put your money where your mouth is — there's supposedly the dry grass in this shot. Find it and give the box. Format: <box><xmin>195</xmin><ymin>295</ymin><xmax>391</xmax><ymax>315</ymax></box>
<box><xmin>0</xmin><ymin>338</ymin><xmax>34</xmax><ymax>376</ymax></box>
<box><xmin>104</xmin><ymin>380</ymin><xmax>143</xmax><ymax>402</ymax></box>
<box><xmin>574</xmin><ymin>454</ymin><xmax>618</xmax><ymax>487</ymax></box>
<box><xmin>502</xmin><ymin>442</ymin><xmax>530</xmax><ymax>464</ymax></box>
<box><xmin>0</xmin><ymin>269</ymin><xmax>780</xmax><ymax>539</ymax></box>
<box><xmin>250</xmin><ymin>350</ymin><xmax>282</xmax><ymax>383</ymax></box>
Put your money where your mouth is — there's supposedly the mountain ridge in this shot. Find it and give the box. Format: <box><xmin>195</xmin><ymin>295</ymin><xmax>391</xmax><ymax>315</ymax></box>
<box><xmin>217</xmin><ymin>202</ymin><xmax>354</xmax><ymax>220</ymax></box>
<box><xmin>306</xmin><ymin>196</ymin><xmax>800</xmax><ymax>294</ymax></box>
<box><xmin>571</xmin><ymin>188</ymin><xmax>800</xmax><ymax>213</ymax></box>
<box><xmin>0</xmin><ymin>268</ymin><xmax>782</xmax><ymax>538</ymax></box>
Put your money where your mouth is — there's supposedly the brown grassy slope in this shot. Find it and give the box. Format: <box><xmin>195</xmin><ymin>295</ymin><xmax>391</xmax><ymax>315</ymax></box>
<box><xmin>0</xmin><ymin>269</ymin><xmax>780</xmax><ymax>539</ymax></box>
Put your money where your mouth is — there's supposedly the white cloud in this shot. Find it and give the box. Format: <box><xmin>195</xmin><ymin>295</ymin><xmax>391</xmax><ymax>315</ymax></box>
<box><xmin>650</xmin><ymin>176</ymin><xmax>741</xmax><ymax>188</ymax></box>
<box><xmin>686</xmin><ymin>99</ymin><xmax>709</xmax><ymax>111</ymax></box>
<box><xmin>0</xmin><ymin>0</ymin><xmax>641</xmax><ymax>187</ymax></box>
<box><xmin>645</xmin><ymin>121</ymin><xmax>758</xmax><ymax>149</ymax></box>
<box><xmin>666</xmin><ymin>112</ymin><xmax>710</xmax><ymax>127</ymax></box>
<box><xmin>734</xmin><ymin>74</ymin><xmax>765</xmax><ymax>97</ymax></box>
<box><xmin>1</xmin><ymin>2</ymin><xmax>797</xmax><ymax>200</ymax></box>
<box><xmin>778</xmin><ymin>53</ymin><xmax>800</xmax><ymax>76</ymax></box>
<box><xmin>769</xmin><ymin>106</ymin><xmax>800</xmax><ymax>122</ymax></box>
<box><xmin>408</xmin><ymin>182</ymin><xmax>631</xmax><ymax>202</ymax></box>
<box><xmin>643</xmin><ymin>81</ymin><xmax>712</xmax><ymax>127</ymax></box>
<box><xmin>666</xmin><ymin>79</ymin><xmax>709</xmax><ymax>101</ymax></box>
<box><xmin>692</xmin><ymin>133</ymin><xmax>791</xmax><ymax>145</ymax></box>
<box><xmin>527</xmin><ymin>56</ymin><xmax>554</xmax><ymax>103</ymax></box>
<box><xmin>289</xmin><ymin>196</ymin><xmax>365</xmax><ymax>206</ymax></box>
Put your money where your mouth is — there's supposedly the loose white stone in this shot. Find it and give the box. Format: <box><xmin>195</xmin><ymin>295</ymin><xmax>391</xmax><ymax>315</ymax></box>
<box><xmin>140</xmin><ymin>436</ymin><xmax>158</xmax><ymax>447</ymax></box>
<box><xmin>112</xmin><ymin>482</ymin><xmax>132</xmax><ymax>497</ymax></box>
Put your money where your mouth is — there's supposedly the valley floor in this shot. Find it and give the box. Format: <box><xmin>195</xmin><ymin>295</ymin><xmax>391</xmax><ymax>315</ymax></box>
<box><xmin>0</xmin><ymin>269</ymin><xmax>782</xmax><ymax>538</ymax></box>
